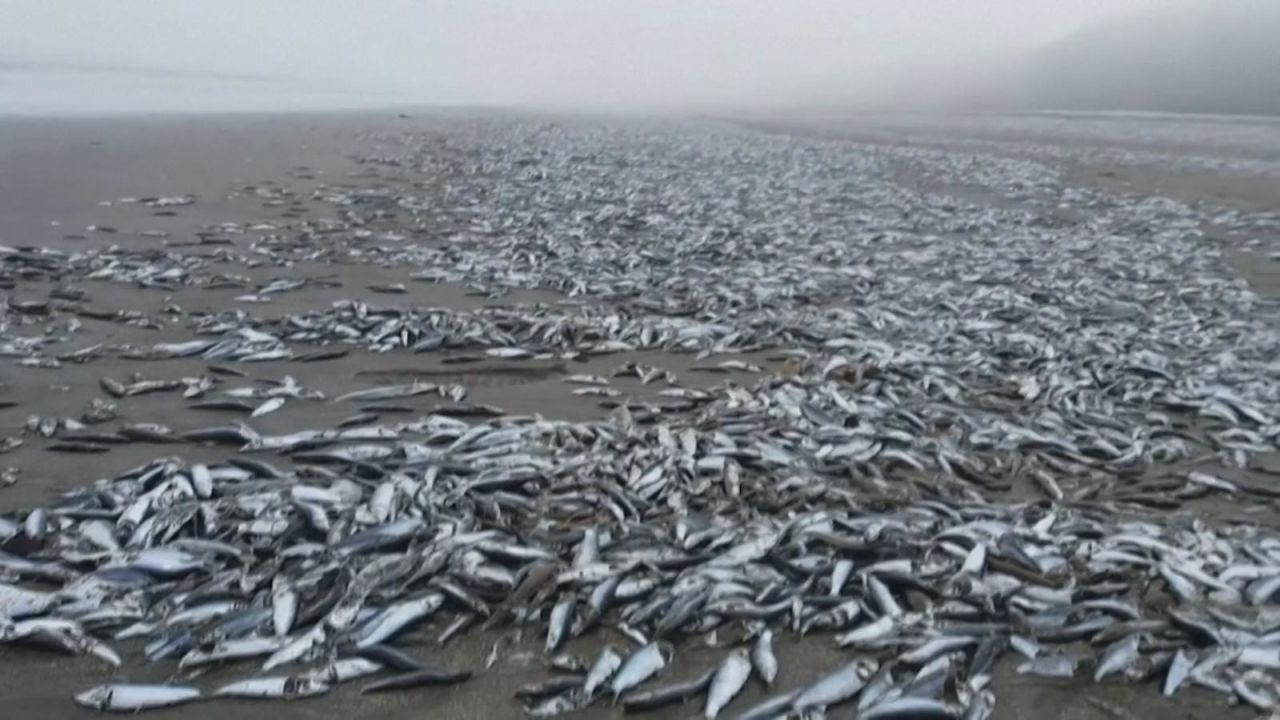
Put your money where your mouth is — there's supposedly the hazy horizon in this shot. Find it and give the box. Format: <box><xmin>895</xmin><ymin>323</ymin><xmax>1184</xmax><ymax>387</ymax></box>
<box><xmin>2</xmin><ymin>1</ymin><xmax>1276</xmax><ymax>115</ymax></box>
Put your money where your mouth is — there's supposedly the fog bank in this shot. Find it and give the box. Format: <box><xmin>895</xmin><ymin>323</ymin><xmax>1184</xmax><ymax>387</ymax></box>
<box><xmin>0</xmin><ymin>1</ymin><xmax>1274</xmax><ymax>116</ymax></box>
<box><xmin>955</xmin><ymin>1</ymin><xmax>1280</xmax><ymax>116</ymax></box>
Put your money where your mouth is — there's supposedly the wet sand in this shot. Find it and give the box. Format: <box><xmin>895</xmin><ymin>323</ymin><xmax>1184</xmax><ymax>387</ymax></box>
<box><xmin>3</xmin><ymin>109</ymin><xmax>1278</xmax><ymax>718</ymax></box>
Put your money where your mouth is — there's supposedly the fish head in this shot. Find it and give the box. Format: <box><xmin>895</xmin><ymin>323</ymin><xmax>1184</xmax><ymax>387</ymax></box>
<box><xmin>855</xmin><ymin>656</ymin><xmax>880</xmax><ymax>679</ymax></box>
<box><xmin>73</xmin><ymin>685</ymin><xmax>113</xmax><ymax>710</ymax></box>
<box><xmin>657</xmin><ymin>640</ymin><xmax>676</xmax><ymax>664</ymax></box>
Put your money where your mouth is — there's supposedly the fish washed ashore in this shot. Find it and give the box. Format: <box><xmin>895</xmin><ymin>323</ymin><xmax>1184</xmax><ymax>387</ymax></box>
<box><xmin>2</xmin><ymin>111</ymin><xmax>1280</xmax><ymax>719</ymax></box>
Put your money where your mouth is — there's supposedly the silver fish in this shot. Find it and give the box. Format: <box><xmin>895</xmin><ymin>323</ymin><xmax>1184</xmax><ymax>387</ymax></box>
<box><xmin>355</xmin><ymin>593</ymin><xmax>444</xmax><ymax>648</ymax></box>
<box><xmin>583</xmin><ymin>646</ymin><xmax>623</xmax><ymax>697</ymax></box>
<box><xmin>546</xmin><ymin>596</ymin><xmax>574</xmax><ymax>654</ymax></box>
<box><xmin>706</xmin><ymin>649</ymin><xmax>753</xmax><ymax>718</ymax></box>
<box><xmin>306</xmin><ymin>658</ymin><xmax>384</xmax><ymax>685</ymax></box>
<box><xmin>835</xmin><ymin>615</ymin><xmax>895</xmax><ymax>647</ymax></box>
<box><xmin>74</xmin><ymin>684</ymin><xmax>201</xmax><ymax>712</ymax></box>
<box><xmin>1094</xmin><ymin>635</ymin><xmax>1141</xmax><ymax>682</ymax></box>
<box><xmin>750</xmin><ymin>628</ymin><xmax>778</xmax><ymax>685</ymax></box>
<box><xmin>861</xmin><ymin>697</ymin><xmax>959</xmax><ymax>720</ymax></box>
<box><xmin>622</xmin><ymin>668</ymin><xmax>715</xmax><ymax>713</ymax></box>
<box><xmin>1162</xmin><ymin>649</ymin><xmax>1195</xmax><ymax>696</ymax></box>
<box><xmin>734</xmin><ymin>690</ymin><xmax>798</xmax><ymax>720</ymax></box>
<box><xmin>1017</xmin><ymin>655</ymin><xmax>1078</xmax><ymax>678</ymax></box>
<box><xmin>610</xmin><ymin>642</ymin><xmax>667</xmax><ymax>699</ymax></box>
<box><xmin>791</xmin><ymin>658</ymin><xmax>877</xmax><ymax>712</ymax></box>
<box><xmin>214</xmin><ymin>675</ymin><xmax>329</xmax><ymax>700</ymax></box>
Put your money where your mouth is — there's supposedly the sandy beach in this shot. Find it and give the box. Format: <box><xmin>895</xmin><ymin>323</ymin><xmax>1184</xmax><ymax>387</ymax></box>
<box><xmin>3</xmin><ymin>108</ymin><xmax>1279</xmax><ymax>719</ymax></box>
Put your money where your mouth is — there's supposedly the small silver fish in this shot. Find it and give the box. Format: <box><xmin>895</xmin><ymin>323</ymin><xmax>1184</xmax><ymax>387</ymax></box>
<box><xmin>705</xmin><ymin>649</ymin><xmax>752</xmax><ymax>718</ymax></box>
<box><xmin>583</xmin><ymin>646</ymin><xmax>623</xmax><ymax>697</ymax></box>
<box><xmin>75</xmin><ymin>684</ymin><xmax>201</xmax><ymax>711</ymax></box>
<box><xmin>791</xmin><ymin>658</ymin><xmax>877</xmax><ymax>712</ymax></box>
<box><xmin>1162</xmin><ymin>649</ymin><xmax>1195</xmax><ymax>696</ymax></box>
<box><xmin>861</xmin><ymin>697</ymin><xmax>959</xmax><ymax>720</ymax></box>
<box><xmin>214</xmin><ymin>675</ymin><xmax>329</xmax><ymax>700</ymax></box>
<box><xmin>1017</xmin><ymin>655</ymin><xmax>1078</xmax><ymax>678</ymax></box>
<box><xmin>1094</xmin><ymin>635</ymin><xmax>1141</xmax><ymax>682</ymax></box>
<box><xmin>610</xmin><ymin>642</ymin><xmax>667</xmax><ymax>699</ymax></box>
<box><xmin>750</xmin><ymin>628</ymin><xmax>778</xmax><ymax>685</ymax></box>
<box><xmin>546</xmin><ymin>597</ymin><xmax>574</xmax><ymax>654</ymax></box>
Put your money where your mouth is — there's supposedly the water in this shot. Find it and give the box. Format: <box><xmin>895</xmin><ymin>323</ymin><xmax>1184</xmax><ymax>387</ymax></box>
<box><xmin>0</xmin><ymin>64</ymin><xmax>415</xmax><ymax>116</ymax></box>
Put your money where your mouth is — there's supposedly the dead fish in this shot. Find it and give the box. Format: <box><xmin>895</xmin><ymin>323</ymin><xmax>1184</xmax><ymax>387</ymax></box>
<box><xmin>835</xmin><ymin>615</ymin><xmax>896</xmax><ymax>647</ymax></box>
<box><xmin>333</xmin><ymin>383</ymin><xmax>435</xmax><ymax>403</ymax></box>
<box><xmin>584</xmin><ymin>646</ymin><xmax>624</xmax><ymax>697</ymax></box>
<box><xmin>214</xmin><ymin>675</ymin><xmax>329</xmax><ymax>700</ymax></box>
<box><xmin>734</xmin><ymin>690</ymin><xmax>799</xmax><ymax>720</ymax></box>
<box><xmin>305</xmin><ymin>658</ymin><xmax>383</xmax><ymax>685</ymax></box>
<box><xmin>0</xmin><ymin>583</ymin><xmax>59</xmax><ymax>618</ymax></box>
<box><xmin>263</xmin><ymin>625</ymin><xmax>326</xmax><ymax>671</ymax></box>
<box><xmin>271</xmin><ymin>579</ymin><xmax>298</xmax><ymax>636</ymax></box>
<box><xmin>621</xmin><ymin>668</ymin><xmax>715</xmax><ymax>713</ymax></box>
<box><xmin>750</xmin><ymin>628</ymin><xmax>778</xmax><ymax>685</ymax></box>
<box><xmin>354</xmin><ymin>644</ymin><xmax>428</xmax><ymax>672</ymax></box>
<box><xmin>252</xmin><ymin>397</ymin><xmax>286</xmax><ymax>417</ymax></box>
<box><xmin>486</xmin><ymin>347</ymin><xmax>535</xmax><ymax>359</ymax></box>
<box><xmin>899</xmin><ymin>636</ymin><xmax>978</xmax><ymax>665</ymax></box>
<box><xmin>861</xmin><ymin>697</ymin><xmax>959</xmax><ymax>720</ymax></box>
<box><xmin>117</xmin><ymin>424</ymin><xmax>181</xmax><ymax>443</ymax></box>
<box><xmin>1094</xmin><ymin>635</ymin><xmax>1141</xmax><ymax>682</ymax></box>
<box><xmin>99</xmin><ymin>378</ymin><xmax>128</xmax><ymax>398</ymax></box>
<box><xmin>856</xmin><ymin>664</ymin><xmax>898</xmax><ymax>712</ymax></box>
<box><xmin>1162</xmin><ymin>649</ymin><xmax>1195</xmax><ymax>696</ymax></box>
<box><xmin>565</xmin><ymin>375</ymin><xmax>611</xmax><ymax>386</ymax></box>
<box><xmin>791</xmin><ymin>659</ymin><xmax>877</xmax><ymax>713</ymax></box>
<box><xmin>705</xmin><ymin>649</ymin><xmax>752</xmax><ymax>718</ymax></box>
<box><xmin>179</xmin><ymin>636</ymin><xmax>287</xmax><ymax>668</ymax></box>
<box><xmin>339</xmin><ymin>413</ymin><xmax>379</xmax><ymax>428</ymax></box>
<box><xmin>123</xmin><ymin>379</ymin><xmax>184</xmax><ymax>396</ymax></box>
<box><xmin>610</xmin><ymin>643</ymin><xmax>667</xmax><ymax>699</ymax></box>
<box><xmin>1232</xmin><ymin>676</ymin><xmax>1277</xmax><ymax>711</ymax></box>
<box><xmin>512</xmin><ymin>675</ymin><xmax>581</xmax><ymax>703</ymax></box>
<box><xmin>58</xmin><ymin>430</ymin><xmax>127</xmax><ymax>443</ymax></box>
<box><xmin>294</xmin><ymin>349</ymin><xmax>348</xmax><ymax>362</ymax></box>
<box><xmin>362</xmin><ymin>404</ymin><xmax>417</xmax><ymax>414</ymax></box>
<box><xmin>546</xmin><ymin>596</ymin><xmax>574</xmax><ymax>654</ymax></box>
<box><xmin>355</xmin><ymin>593</ymin><xmax>445</xmax><ymax>648</ymax></box>
<box><xmin>547</xmin><ymin>654</ymin><xmax>586</xmax><ymax>674</ymax></box>
<box><xmin>189</xmin><ymin>399</ymin><xmax>256</xmax><ymax>412</ymax></box>
<box><xmin>46</xmin><ymin>441</ymin><xmax>110</xmax><ymax>454</ymax></box>
<box><xmin>182</xmin><ymin>425</ymin><xmax>258</xmax><ymax>445</ymax></box>
<box><xmin>74</xmin><ymin>684</ymin><xmax>201</xmax><ymax>712</ymax></box>
<box><xmin>12</xmin><ymin>130</ymin><xmax>1280</xmax><ymax>720</ymax></box>
<box><xmin>526</xmin><ymin>694</ymin><xmax>582</xmax><ymax>717</ymax></box>
<box><xmin>207</xmin><ymin>364</ymin><xmax>248</xmax><ymax>377</ymax></box>
<box><xmin>1017</xmin><ymin>655</ymin><xmax>1078</xmax><ymax>678</ymax></box>
<box><xmin>81</xmin><ymin>399</ymin><xmax>117</xmax><ymax>424</ymax></box>
<box><xmin>360</xmin><ymin>666</ymin><xmax>472</xmax><ymax>693</ymax></box>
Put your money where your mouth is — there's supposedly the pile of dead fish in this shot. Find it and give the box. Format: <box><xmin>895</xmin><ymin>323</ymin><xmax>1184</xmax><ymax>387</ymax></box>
<box><xmin>6</xmin><ymin>383</ymin><xmax>1280</xmax><ymax>715</ymax></box>
<box><xmin>17</xmin><ymin>118</ymin><xmax>1274</xmax><ymax>480</ymax></box>
<box><xmin>151</xmin><ymin>283</ymin><xmax>1280</xmax><ymax>484</ymax></box>
<box><xmin>4</xmin><ymin>115</ymin><xmax>1280</xmax><ymax>717</ymax></box>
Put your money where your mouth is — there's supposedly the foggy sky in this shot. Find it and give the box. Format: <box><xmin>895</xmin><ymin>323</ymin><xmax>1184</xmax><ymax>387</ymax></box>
<box><xmin>0</xmin><ymin>0</ymin><xmax>1165</xmax><ymax>109</ymax></box>
<box><xmin>1</xmin><ymin>1</ymin><xmax>1271</xmax><ymax>114</ymax></box>
<box><xmin>1005</xmin><ymin>1</ymin><xmax>1280</xmax><ymax>116</ymax></box>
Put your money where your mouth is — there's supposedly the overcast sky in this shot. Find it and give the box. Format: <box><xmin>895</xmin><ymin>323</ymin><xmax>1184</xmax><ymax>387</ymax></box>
<box><xmin>0</xmin><ymin>0</ymin><xmax>1178</xmax><ymax>109</ymax></box>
